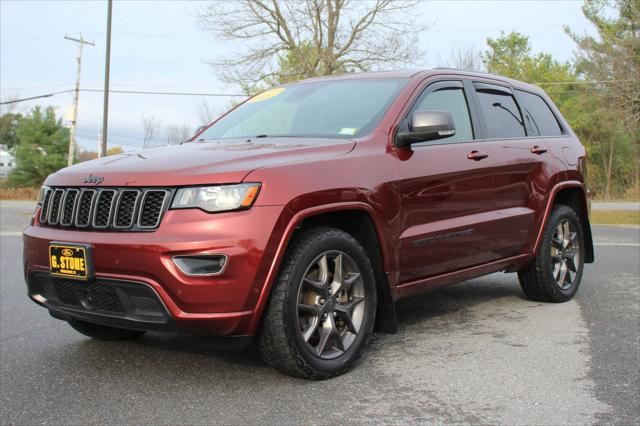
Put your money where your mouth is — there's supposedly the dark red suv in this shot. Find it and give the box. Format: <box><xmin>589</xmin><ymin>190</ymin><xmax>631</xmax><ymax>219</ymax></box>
<box><xmin>24</xmin><ymin>70</ymin><xmax>594</xmax><ymax>379</ymax></box>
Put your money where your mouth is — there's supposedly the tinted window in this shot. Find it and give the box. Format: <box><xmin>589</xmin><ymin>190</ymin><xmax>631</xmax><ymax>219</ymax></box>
<box><xmin>199</xmin><ymin>79</ymin><xmax>407</xmax><ymax>140</ymax></box>
<box><xmin>476</xmin><ymin>88</ymin><xmax>526</xmax><ymax>138</ymax></box>
<box><xmin>516</xmin><ymin>90</ymin><xmax>563</xmax><ymax>136</ymax></box>
<box><xmin>413</xmin><ymin>87</ymin><xmax>474</xmax><ymax>142</ymax></box>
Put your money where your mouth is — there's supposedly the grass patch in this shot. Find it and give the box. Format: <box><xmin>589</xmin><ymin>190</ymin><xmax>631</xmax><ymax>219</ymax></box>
<box><xmin>0</xmin><ymin>187</ymin><xmax>39</xmax><ymax>201</ymax></box>
<box><xmin>590</xmin><ymin>210</ymin><xmax>640</xmax><ymax>225</ymax></box>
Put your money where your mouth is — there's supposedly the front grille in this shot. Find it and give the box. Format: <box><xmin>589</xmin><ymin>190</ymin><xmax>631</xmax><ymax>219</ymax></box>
<box><xmin>39</xmin><ymin>187</ymin><xmax>171</xmax><ymax>232</ymax></box>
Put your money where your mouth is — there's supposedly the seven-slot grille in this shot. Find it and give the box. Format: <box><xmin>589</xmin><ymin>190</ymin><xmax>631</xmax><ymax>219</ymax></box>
<box><xmin>39</xmin><ymin>187</ymin><xmax>171</xmax><ymax>231</ymax></box>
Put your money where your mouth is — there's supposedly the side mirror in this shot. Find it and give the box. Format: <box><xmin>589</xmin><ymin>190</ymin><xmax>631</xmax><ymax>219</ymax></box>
<box><xmin>396</xmin><ymin>110</ymin><xmax>456</xmax><ymax>147</ymax></box>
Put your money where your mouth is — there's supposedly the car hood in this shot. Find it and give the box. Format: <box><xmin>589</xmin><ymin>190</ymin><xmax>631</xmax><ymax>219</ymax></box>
<box><xmin>45</xmin><ymin>138</ymin><xmax>356</xmax><ymax>187</ymax></box>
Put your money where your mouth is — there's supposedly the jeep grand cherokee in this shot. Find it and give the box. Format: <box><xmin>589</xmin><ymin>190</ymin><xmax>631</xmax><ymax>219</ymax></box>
<box><xmin>24</xmin><ymin>70</ymin><xmax>594</xmax><ymax>379</ymax></box>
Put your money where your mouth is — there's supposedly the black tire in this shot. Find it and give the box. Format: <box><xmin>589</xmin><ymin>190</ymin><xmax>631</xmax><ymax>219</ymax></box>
<box><xmin>258</xmin><ymin>227</ymin><xmax>377</xmax><ymax>379</ymax></box>
<box><xmin>518</xmin><ymin>204</ymin><xmax>585</xmax><ymax>302</ymax></box>
<box><xmin>68</xmin><ymin>318</ymin><xmax>146</xmax><ymax>341</ymax></box>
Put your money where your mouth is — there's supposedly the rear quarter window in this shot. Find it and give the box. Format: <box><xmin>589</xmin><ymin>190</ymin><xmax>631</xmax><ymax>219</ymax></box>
<box><xmin>515</xmin><ymin>90</ymin><xmax>564</xmax><ymax>137</ymax></box>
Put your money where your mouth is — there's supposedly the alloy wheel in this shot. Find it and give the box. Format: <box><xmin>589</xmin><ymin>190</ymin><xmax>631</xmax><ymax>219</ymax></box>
<box><xmin>296</xmin><ymin>251</ymin><xmax>366</xmax><ymax>360</ymax></box>
<box><xmin>550</xmin><ymin>219</ymin><xmax>580</xmax><ymax>290</ymax></box>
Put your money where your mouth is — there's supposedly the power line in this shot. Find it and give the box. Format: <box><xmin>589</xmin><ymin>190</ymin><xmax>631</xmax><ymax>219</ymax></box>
<box><xmin>1</xmin><ymin>88</ymin><xmax>244</xmax><ymax>105</ymax></box>
<box><xmin>82</xmin><ymin>88</ymin><xmax>245</xmax><ymax>97</ymax></box>
<box><xmin>0</xmin><ymin>90</ymin><xmax>71</xmax><ymax>105</ymax></box>
<box><xmin>535</xmin><ymin>79</ymin><xmax>637</xmax><ymax>86</ymax></box>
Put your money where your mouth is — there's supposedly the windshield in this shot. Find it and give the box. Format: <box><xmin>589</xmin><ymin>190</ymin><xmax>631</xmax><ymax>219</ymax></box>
<box><xmin>198</xmin><ymin>78</ymin><xmax>407</xmax><ymax>141</ymax></box>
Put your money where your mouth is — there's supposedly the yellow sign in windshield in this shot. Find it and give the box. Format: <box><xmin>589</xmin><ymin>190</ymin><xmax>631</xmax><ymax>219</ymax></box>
<box><xmin>247</xmin><ymin>87</ymin><xmax>285</xmax><ymax>104</ymax></box>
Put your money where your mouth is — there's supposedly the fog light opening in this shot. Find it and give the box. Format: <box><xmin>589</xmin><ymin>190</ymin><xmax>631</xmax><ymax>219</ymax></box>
<box><xmin>172</xmin><ymin>254</ymin><xmax>228</xmax><ymax>276</ymax></box>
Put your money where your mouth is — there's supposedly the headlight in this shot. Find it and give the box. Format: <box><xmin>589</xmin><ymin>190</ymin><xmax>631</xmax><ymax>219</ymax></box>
<box><xmin>36</xmin><ymin>185</ymin><xmax>49</xmax><ymax>206</ymax></box>
<box><xmin>171</xmin><ymin>183</ymin><xmax>261</xmax><ymax>213</ymax></box>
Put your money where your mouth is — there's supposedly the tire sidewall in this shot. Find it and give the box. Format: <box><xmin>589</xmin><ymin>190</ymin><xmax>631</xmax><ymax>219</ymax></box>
<box><xmin>283</xmin><ymin>233</ymin><xmax>377</xmax><ymax>375</ymax></box>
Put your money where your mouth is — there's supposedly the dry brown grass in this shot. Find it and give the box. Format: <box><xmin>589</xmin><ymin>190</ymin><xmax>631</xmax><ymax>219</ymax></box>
<box><xmin>591</xmin><ymin>210</ymin><xmax>640</xmax><ymax>225</ymax></box>
<box><xmin>0</xmin><ymin>187</ymin><xmax>39</xmax><ymax>201</ymax></box>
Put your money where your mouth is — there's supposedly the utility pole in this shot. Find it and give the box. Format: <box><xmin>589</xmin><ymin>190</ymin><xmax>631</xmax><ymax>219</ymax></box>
<box><xmin>64</xmin><ymin>34</ymin><xmax>95</xmax><ymax>167</ymax></box>
<box><xmin>98</xmin><ymin>128</ymin><xmax>102</xmax><ymax>155</ymax></box>
<box><xmin>100</xmin><ymin>0</ymin><xmax>113</xmax><ymax>158</ymax></box>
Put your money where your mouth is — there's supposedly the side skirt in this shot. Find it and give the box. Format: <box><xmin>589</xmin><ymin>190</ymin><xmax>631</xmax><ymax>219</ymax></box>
<box><xmin>391</xmin><ymin>254</ymin><xmax>531</xmax><ymax>300</ymax></box>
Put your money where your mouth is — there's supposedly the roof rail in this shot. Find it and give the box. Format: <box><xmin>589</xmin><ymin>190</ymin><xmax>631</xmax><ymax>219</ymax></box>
<box><xmin>432</xmin><ymin>67</ymin><xmax>498</xmax><ymax>77</ymax></box>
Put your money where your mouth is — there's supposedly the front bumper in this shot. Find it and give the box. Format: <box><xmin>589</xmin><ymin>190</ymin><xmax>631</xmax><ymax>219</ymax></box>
<box><xmin>23</xmin><ymin>205</ymin><xmax>285</xmax><ymax>336</ymax></box>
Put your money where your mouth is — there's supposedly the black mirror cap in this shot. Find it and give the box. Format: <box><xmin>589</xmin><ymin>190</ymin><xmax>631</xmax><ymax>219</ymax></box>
<box><xmin>396</xmin><ymin>110</ymin><xmax>456</xmax><ymax>147</ymax></box>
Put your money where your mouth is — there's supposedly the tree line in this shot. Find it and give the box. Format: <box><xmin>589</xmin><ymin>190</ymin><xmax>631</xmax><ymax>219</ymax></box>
<box><xmin>1</xmin><ymin>0</ymin><xmax>637</xmax><ymax>199</ymax></box>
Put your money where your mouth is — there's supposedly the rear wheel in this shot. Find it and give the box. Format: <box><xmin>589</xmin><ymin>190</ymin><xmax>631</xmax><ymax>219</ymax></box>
<box><xmin>258</xmin><ymin>227</ymin><xmax>377</xmax><ymax>379</ymax></box>
<box><xmin>519</xmin><ymin>205</ymin><xmax>585</xmax><ymax>302</ymax></box>
<box><xmin>68</xmin><ymin>318</ymin><xmax>146</xmax><ymax>341</ymax></box>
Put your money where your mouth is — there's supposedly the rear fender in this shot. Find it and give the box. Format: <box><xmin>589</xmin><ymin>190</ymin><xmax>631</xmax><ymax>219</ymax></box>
<box><xmin>532</xmin><ymin>181</ymin><xmax>594</xmax><ymax>263</ymax></box>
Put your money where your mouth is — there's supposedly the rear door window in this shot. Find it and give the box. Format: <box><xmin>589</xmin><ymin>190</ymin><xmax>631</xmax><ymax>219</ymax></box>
<box><xmin>515</xmin><ymin>90</ymin><xmax>563</xmax><ymax>136</ymax></box>
<box><xmin>475</xmin><ymin>84</ymin><xmax>526</xmax><ymax>139</ymax></box>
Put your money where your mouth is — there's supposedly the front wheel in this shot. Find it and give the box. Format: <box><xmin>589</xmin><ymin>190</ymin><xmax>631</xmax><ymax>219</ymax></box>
<box><xmin>258</xmin><ymin>227</ymin><xmax>377</xmax><ymax>379</ymax></box>
<box><xmin>519</xmin><ymin>205</ymin><xmax>585</xmax><ymax>302</ymax></box>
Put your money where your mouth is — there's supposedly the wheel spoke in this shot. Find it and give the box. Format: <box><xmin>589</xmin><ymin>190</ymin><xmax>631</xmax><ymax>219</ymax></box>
<box><xmin>562</xmin><ymin>221</ymin><xmax>571</xmax><ymax>247</ymax></box>
<box><xmin>333</xmin><ymin>331</ymin><xmax>345</xmax><ymax>352</ymax></box>
<box><xmin>318</xmin><ymin>254</ymin><xmax>329</xmax><ymax>285</ymax></box>
<box><xmin>334</xmin><ymin>297</ymin><xmax>364</xmax><ymax>334</ymax></box>
<box><xmin>332</xmin><ymin>253</ymin><xmax>343</xmax><ymax>287</ymax></box>
<box><xmin>557</xmin><ymin>261</ymin><xmax>568</xmax><ymax>287</ymax></box>
<box><xmin>303</xmin><ymin>277</ymin><xmax>327</xmax><ymax>293</ymax></box>
<box><xmin>301</xmin><ymin>317</ymin><xmax>319</xmax><ymax>342</ymax></box>
<box><xmin>303</xmin><ymin>254</ymin><xmax>330</xmax><ymax>294</ymax></box>
<box><xmin>551</xmin><ymin>254</ymin><xmax>562</xmax><ymax>264</ymax></box>
<box><xmin>343</xmin><ymin>272</ymin><xmax>361</xmax><ymax>290</ymax></box>
<box><xmin>316</xmin><ymin>325</ymin><xmax>332</xmax><ymax>355</ymax></box>
<box><xmin>298</xmin><ymin>303</ymin><xmax>321</xmax><ymax>316</ymax></box>
<box><xmin>551</xmin><ymin>237</ymin><xmax>563</xmax><ymax>249</ymax></box>
<box><xmin>565</xmin><ymin>255</ymin><xmax>578</xmax><ymax>273</ymax></box>
<box><xmin>568</xmin><ymin>232</ymin><xmax>578</xmax><ymax>246</ymax></box>
<box><xmin>316</xmin><ymin>316</ymin><xmax>340</xmax><ymax>355</ymax></box>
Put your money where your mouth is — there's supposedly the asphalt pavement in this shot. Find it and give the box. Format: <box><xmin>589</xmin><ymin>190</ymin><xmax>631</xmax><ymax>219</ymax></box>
<box><xmin>591</xmin><ymin>201</ymin><xmax>640</xmax><ymax>211</ymax></box>
<box><xmin>1</xmin><ymin>201</ymin><xmax>638</xmax><ymax>425</ymax></box>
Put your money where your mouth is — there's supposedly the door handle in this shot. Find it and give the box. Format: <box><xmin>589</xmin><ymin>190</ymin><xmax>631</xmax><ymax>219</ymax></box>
<box><xmin>530</xmin><ymin>146</ymin><xmax>548</xmax><ymax>155</ymax></box>
<box><xmin>467</xmin><ymin>150</ymin><xmax>489</xmax><ymax>161</ymax></box>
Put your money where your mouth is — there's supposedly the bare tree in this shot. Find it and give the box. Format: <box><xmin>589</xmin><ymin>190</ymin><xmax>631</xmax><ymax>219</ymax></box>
<box><xmin>141</xmin><ymin>115</ymin><xmax>161</xmax><ymax>148</ymax></box>
<box><xmin>198</xmin><ymin>0</ymin><xmax>426</xmax><ymax>93</ymax></box>
<box><xmin>164</xmin><ymin>124</ymin><xmax>192</xmax><ymax>145</ymax></box>
<box><xmin>197</xmin><ymin>99</ymin><xmax>218</xmax><ymax>126</ymax></box>
<box><xmin>448</xmin><ymin>45</ymin><xmax>484</xmax><ymax>72</ymax></box>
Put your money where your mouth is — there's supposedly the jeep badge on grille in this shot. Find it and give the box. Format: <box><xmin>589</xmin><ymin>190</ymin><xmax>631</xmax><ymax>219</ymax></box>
<box><xmin>83</xmin><ymin>174</ymin><xmax>104</xmax><ymax>185</ymax></box>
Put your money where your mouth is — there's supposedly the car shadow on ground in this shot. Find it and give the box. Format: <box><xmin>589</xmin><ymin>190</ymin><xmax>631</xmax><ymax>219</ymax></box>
<box><xmin>122</xmin><ymin>274</ymin><xmax>526</xmax><ymax>369</ymax></box>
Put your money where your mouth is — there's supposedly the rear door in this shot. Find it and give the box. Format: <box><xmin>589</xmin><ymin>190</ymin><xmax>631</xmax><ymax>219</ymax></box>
<box><xmin>394</xmin><ymin>80</ymin><xmax>498</xmax><ymax>283</ymax></box>
<box><xmin>471</xmin><ymin>82</ymin><xmax>560</xmax><ymax>258</ymax></box>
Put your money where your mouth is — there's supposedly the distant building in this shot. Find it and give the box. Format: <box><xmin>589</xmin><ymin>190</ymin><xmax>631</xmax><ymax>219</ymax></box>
<box><xmin>0</xmin><ymin>144</ymin><xmax>16</xmax><ymax>179</ymax></box>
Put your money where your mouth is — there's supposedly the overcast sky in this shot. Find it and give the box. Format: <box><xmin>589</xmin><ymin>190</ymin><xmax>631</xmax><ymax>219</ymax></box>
<box><xmin>0</xmin><ymin>0</ymin><xmax>597</xmax><ymax>152</ymax></box>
